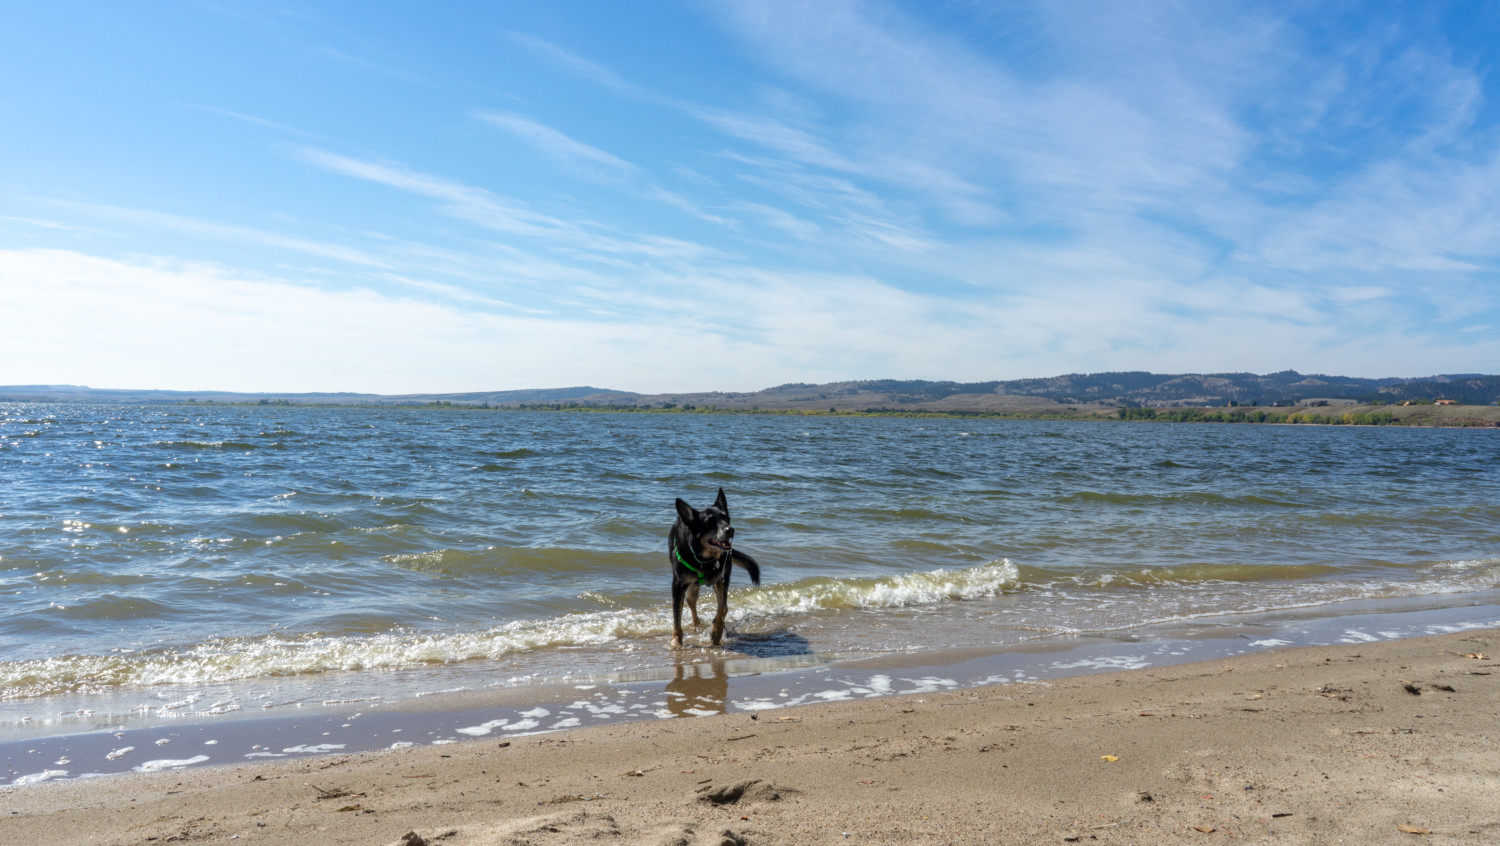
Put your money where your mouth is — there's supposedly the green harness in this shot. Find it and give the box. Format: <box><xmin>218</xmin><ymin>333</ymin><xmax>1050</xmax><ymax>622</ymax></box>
<box><xmin>672</xmin><ymin>539</ymin><xmax>720</xmax><ymax>585</ymax></box>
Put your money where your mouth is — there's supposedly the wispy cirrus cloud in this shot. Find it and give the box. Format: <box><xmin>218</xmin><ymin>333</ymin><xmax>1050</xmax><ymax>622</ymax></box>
<box><xmin>39</xmin><ymin>192</ymin><xmax>621</xmax><ymax>314</ymax></box>
<box><xmin>731</xmin><ymin>202</ymin><xmax>819</xmax><ymax>241</ymax></box>
<box><xmin>296</xmin><ymin>148</ymin><xmax>572</xmax><ymax>239</ymax></box>
<box><xmin>1249</xmin><ymin>135</ymin><xmax>1500</xmax><ymax>274</ymax></box>
<box><xmin>185</xmin><ymin>105</ymin><xmax>331</xmax><ymax>140</ymax></box>
<box><xmin>1</xmin><ymin>215</ymin><xmax>96</xmax><ymax>233</ymax></box>
<box><xmin>471</xmin><ymin>110</ymin><xmax>733</xmax><ymax>226</ymax></box>
<box><xmin>702</xmin><ymin>1</ymin><xmax>1500</xmax><ymax>296</ymax></box>
<box><xmin>474</xmin><ymin>110</ymin><xmax>637</xmax><ymax>182</ymax></box>
<box><xmin>50</xmin><ymin>200</ymin><xmax>391</xmax><ymax>268</ymax></box>
<box><xmin>503</xmin><ymin>31</ymin><xmax>643</xmax><ymax>98</ymax></box>
<box><xmin>496</xmin><ymin>30</ymin><xmax>984</xmax><ymax>263</ymax></box>
<box><xmin>495</xmin><ymin>33</ymin><xmax>925</xmax><ymax>245</ymax></box>
<box><xmin>296</xmin><ymin>148</ymin><xmax>722</xmax><ymax>264</ymax></box>
<box><xmin>693</xmin><ymin>108</ymin><xmax>856</xmax><ymax>173</ymax></box>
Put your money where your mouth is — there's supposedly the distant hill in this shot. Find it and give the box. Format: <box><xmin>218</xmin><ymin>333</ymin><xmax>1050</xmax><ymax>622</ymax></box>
<box><xmin>578</xmin><ymin>371</ymin><xmax>1500</xmax><ymax>412</ymax></box>
<box><xmin>989</xmin><ymin>371</ymin><xmax>1500</xmax><ymax>407</ymax></box>
<box><xmin>3</xmin><ymin>372</ymin><xmax>1496</xmax><ymax>410</ymax></box>
<box><xmin>0</xmin><ymin>384</ymin><xmax>625</xmax><ymax>406</ymax></box>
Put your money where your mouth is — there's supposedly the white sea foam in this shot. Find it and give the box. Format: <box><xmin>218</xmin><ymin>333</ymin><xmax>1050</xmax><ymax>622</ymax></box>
<box><xmin>10</xmin><ymin>770</ymin><xmax>69</xmax><ymax>786</ymax></box>
<box><xmin>1424</xmin><ymin>619</ymin><xmax>1499</xmax><ymax>635</ymax></box>
<box><xmin>735</xmin><ymin>700</ymin><xmax>782</xmax><ymax>711</ymax></box>
<box><xmin>572</xmin><ymin>700</ymin><xmax>627</xmax><ymax>717</ymax></box>
<box><xmin>133</xmin><ymin>755</ymin><xmax>210</xmax><ymax>773</ymax></box>
<box><xmin>456</xmin><ymin>719</ymin><xmax>508</xmax><ymax>736</ymax></box>
<box><xmin>282</xmin><ymin>744</ymin><xmax>344</xmax><ymax>754</ymax></box>
<box><xmin>1051</xmin><ymin>656</ymin><xmax>1151</xmax><ymax>671</ymax></box>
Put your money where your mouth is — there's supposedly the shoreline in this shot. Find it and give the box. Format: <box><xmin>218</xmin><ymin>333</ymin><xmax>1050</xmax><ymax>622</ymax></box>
<box><xmin>4</xmin><ymin>624</ymin><xmax>1496</xmax><ymax>844</ymax></box>
<box><xmin>8</xmin><ymin>398</ymin><xmax>1500</xmax><ymax>426</ymax></box>
<box><xmin>5</xmin><ymin>591</ymin><xmax>1496</xmax><ymax>789</ymax></box>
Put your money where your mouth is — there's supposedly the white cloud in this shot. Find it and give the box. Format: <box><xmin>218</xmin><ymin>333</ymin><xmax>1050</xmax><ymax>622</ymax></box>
<box><xmin>5</xmin><ymin>245</ymin><xmax>1494</xmax><ymax>395</ymax></box>
<box><xmin>0</xmin><ymin>249</ymin><xmax>707</xmax><ymax>393</ymax></box>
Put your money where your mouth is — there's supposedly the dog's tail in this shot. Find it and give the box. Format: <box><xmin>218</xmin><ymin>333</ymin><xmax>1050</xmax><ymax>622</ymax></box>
<box><xmin>731</xmin><ymin>549</ymin><xmax>761</xmax><ymax>585</ymax></box>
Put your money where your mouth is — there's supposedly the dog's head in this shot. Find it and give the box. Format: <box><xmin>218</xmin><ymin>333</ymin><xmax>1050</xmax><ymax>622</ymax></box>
<box><xmin>674</xmin><ymin>487</ymin><xmax>734</xmax><ymax>560</ymax></box>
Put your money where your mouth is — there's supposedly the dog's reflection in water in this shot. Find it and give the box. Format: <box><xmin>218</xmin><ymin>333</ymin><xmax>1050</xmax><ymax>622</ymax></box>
<box><xmin>665</xmin><ymin>659</ymin><xmax>729</xmax><ymax>718</ymax></box>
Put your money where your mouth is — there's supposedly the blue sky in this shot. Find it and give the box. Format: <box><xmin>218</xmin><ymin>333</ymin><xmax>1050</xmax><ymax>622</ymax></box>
<box><xmin>3</xmin><ymin>1</ymin><xmax>1499</xmax><ymax>394</ymax></box>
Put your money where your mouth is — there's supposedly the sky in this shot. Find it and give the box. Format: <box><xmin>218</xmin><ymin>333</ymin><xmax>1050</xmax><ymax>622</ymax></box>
<box><xmin>3</xmin><ymin>0</ymin><xmax>1499</xmax><ymax>394</ymax></box>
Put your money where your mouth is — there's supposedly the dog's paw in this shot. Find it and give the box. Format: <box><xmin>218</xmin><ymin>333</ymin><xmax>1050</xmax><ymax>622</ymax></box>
<box><xmin>670</xmin><ymin>636</ymin><xmax>683</xmax><ymax>649</ymax></box>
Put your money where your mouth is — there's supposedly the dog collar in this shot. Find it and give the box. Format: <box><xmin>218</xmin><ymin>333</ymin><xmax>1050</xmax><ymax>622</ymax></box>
<box><xmin>672</xmin><ymin>539</ymin><xmax>717</xmax><ymax>585</ymax></box>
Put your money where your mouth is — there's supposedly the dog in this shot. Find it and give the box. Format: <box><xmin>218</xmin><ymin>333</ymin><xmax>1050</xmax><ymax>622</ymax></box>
<box><xmin>668</xmin><ymin>488</ymin><xmax>761</xmax><ymax>647</ymax></box>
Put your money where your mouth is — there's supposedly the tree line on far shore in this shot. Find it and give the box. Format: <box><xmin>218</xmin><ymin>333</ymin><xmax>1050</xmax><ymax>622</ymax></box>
<box><xmin>1117</xmin><ymin>407</ymin><xmax>1398</xmax><ymax>425</ymax></box>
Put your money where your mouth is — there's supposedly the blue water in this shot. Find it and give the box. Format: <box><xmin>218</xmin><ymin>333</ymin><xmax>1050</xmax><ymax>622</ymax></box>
<box><xmin>2</xmin><ymin>404</ymin><xmax>1497</xmax><ymax>729</ymax></box>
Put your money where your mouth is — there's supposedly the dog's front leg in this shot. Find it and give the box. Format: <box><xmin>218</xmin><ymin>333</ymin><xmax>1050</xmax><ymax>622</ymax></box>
<box><xmin>710</xmin><ymin>580</ymin><xmax>729</xmax><ymax>647</ymax></box>
<box><xmin>685</xmin><ymin>582</ymin><xmax>702</xmax><ymax>628</ymax></box>
<box><xmin>671</xmin><ymin>580</ymin><xmax>687</xmax><ymax>648</ymax></box>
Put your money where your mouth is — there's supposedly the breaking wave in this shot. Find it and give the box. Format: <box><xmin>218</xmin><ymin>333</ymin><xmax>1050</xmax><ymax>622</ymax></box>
<box><xmin>0</xmin><ymin>559</ymin><xmax>1020</xmax><ymax>699</ymax></box>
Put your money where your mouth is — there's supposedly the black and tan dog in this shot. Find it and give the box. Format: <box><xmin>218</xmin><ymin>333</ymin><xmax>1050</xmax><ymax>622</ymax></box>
<box><xmin>668</xmin><ymin>488</ymin><xmax>761</xmax><ymax>647</ymax></box>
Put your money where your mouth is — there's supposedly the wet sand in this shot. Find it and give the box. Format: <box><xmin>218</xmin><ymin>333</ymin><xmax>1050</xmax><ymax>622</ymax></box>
<box><xmin>4</xmin><ymin>627</ymin><xmax>1496</xmax><ymax>845</ymax></box>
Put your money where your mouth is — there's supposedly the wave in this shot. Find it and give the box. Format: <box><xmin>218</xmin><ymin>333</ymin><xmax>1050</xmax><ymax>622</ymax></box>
<box><xmin>0</xmin><ymin>611</ymin><xmax>671</xmax><ymax>700</ymax></box>
<box><xmin>479</xmin><ymin>448</ymin><xmax>538</xmax><ymax>459</ymax></box>
<box><xmin>384</xmin><ymin>547</ymin><xmax>657</xmax><ymax>577</ymax></box>
<box><xmin>0</xmin><ymin>559</ymin><xmax>1019</xmax><ymax>699</ymax></box>
<box><xmin>1047</xmin><ymin>561</ymin><xmax>1348</xmax><ymax>587</ymax></box>
<box><xmin>149</xmin><ymin>440</ymin><xmax>262</xmax><ymax>451</ymax></box>
<box><xmin>1059</xmin><ymin>490</ymin><xmax>1299</xmax><ymax>507</ymax></box>
<box><xmin>1019</xmin><ymin>557</ymin><xmax>1500</xmax><ymax>595</ymax></box>
<box><xmin>738</xmin><ymin>558</ymin><xmax>1021</xmax><ymax>613</ymax></box>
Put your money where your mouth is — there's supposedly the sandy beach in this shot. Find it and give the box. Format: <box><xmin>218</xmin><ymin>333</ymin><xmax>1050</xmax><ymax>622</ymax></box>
<box><xmin>3</xmin><ymin>628</ymin><xmax>1494</xmax><ymax>845</ymax></box>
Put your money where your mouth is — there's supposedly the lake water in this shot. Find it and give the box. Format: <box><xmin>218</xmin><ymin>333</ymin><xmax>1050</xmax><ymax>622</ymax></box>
<box><xmin>2</xmin><ymin>404</ymin><xmax>1497</xmax><ymax>779</ymax></box>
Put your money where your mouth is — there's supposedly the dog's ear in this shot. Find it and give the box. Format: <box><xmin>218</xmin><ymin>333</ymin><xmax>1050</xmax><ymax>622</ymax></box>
<box><xmin>713</xmin><ymin>487</ymin><xmax>728</xmax><ymax>516</ymax></box>
<box><xmin>675</xmin><ymin>498</ymin><xmax>696</xmax><ymax>525</ymax></box>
